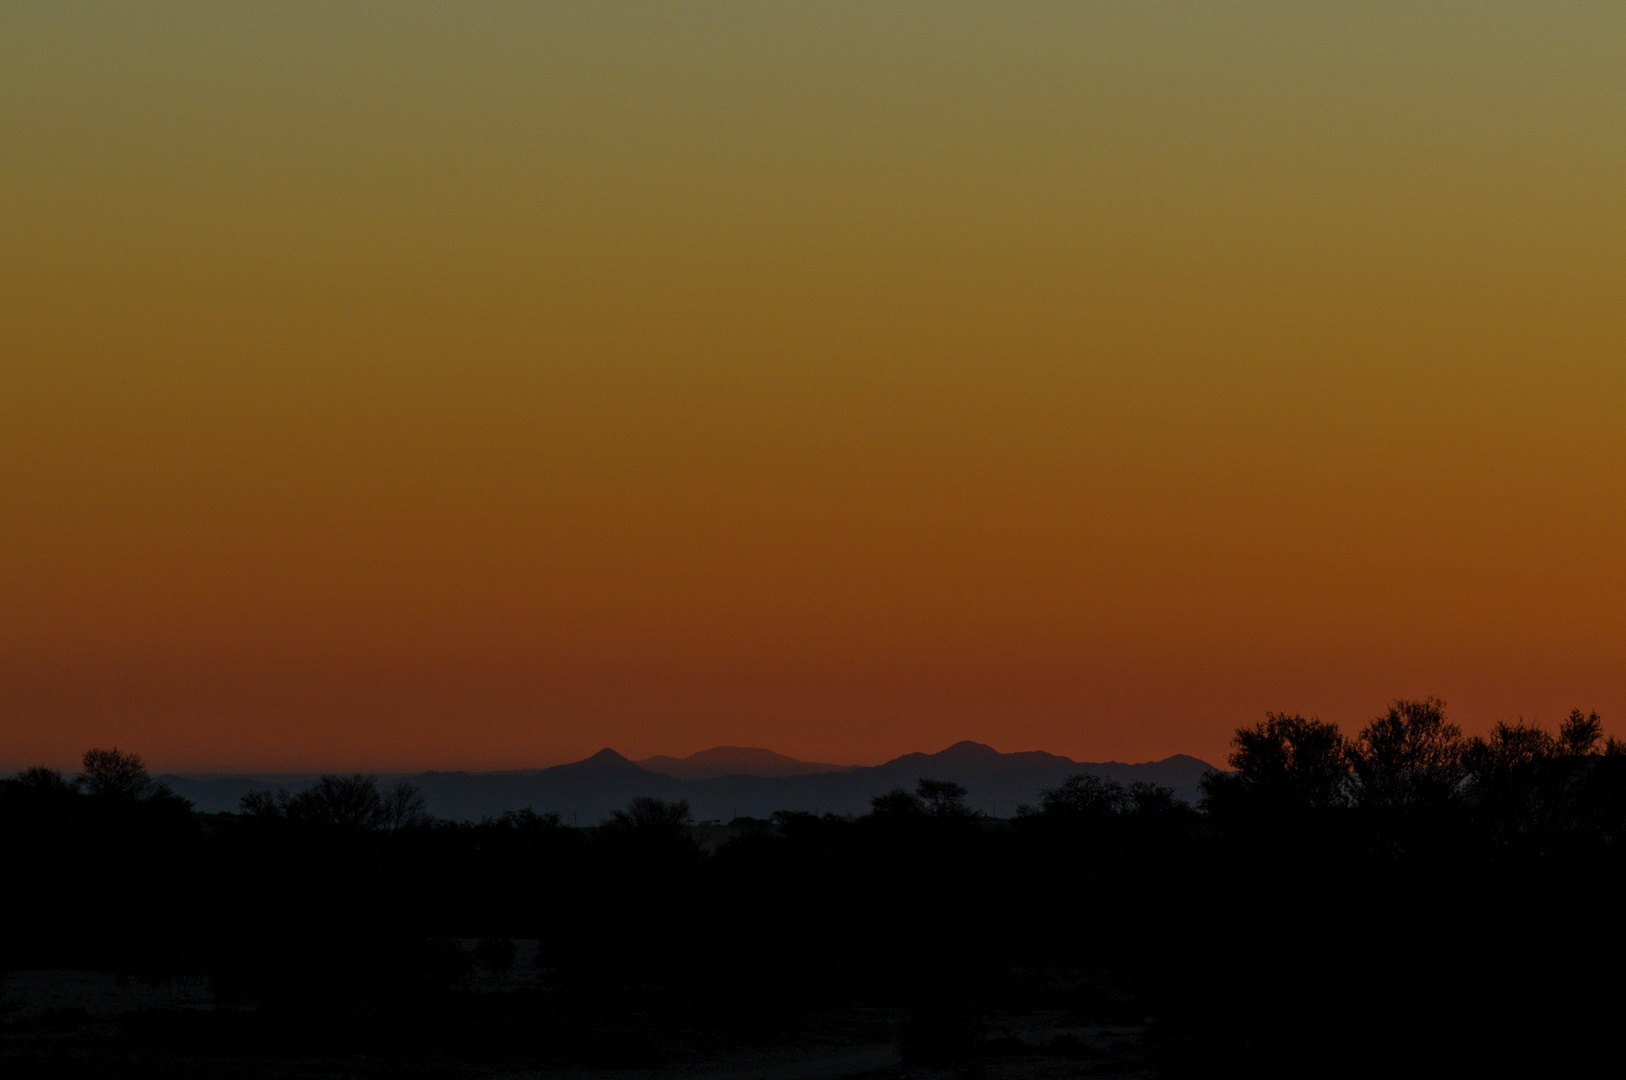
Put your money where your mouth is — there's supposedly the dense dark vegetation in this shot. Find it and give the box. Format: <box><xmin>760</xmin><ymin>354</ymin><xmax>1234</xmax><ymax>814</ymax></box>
<box><xmin>4</xmin><ymin>699</ymin><xmax>1625</xmax><ymax>1077</ymax></box>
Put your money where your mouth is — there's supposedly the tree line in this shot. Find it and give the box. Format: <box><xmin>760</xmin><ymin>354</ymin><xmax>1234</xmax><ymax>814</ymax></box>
<box><xmin>3</xmin><ymin>699</ymin><xmax>1624</xmax><ymax>1076</ymax></box>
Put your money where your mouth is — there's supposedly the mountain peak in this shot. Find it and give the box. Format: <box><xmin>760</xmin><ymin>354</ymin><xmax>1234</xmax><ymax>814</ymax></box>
<box><xmin>931</xmin><ymin>740</ymin><xmax>1003</xmax><ymax>763</ymax></box>
<box><xmin>545</xmin><ymin>748</ymin><xmax>648</xmax><ymax>775</ymax></box>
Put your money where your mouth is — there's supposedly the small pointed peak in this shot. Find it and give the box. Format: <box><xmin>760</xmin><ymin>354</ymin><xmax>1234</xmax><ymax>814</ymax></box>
<box><xmin>1158</xmin><ymin>753</ymin><xmax>1220</xmax><ymax>769</ymax></box>
<box><xmin>933</xmin><ymin>740</ymin><xmax>1002</xmax><ymax>761</ymax></box>
<box><xmin>544</xmin><ymin>747</ymin><xmax>653</xmax><ymax>776</ymax></box>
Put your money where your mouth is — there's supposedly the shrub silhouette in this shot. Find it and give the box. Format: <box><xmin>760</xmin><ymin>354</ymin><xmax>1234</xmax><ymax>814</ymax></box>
<box><xmin>915</xmin><ymin>778</ymin><xmax>974</xmax><ymax>818</ymax></box>
<box><xmin>869</xmin><ymin>788</ymin><xmax>925</xmax><ymax>817</ymax></box>
<box><xmin>606</xmin><ymin>795</ymin><xmax>692</xmax><ymax>835</ymax></box>
<box><xmin>12</xmin><ymin>766</ymin><xmax>72</xmax><ymax>793</ymax></box>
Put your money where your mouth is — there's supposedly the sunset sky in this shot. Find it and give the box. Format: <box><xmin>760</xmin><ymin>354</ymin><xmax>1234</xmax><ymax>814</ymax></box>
<box><xmin>5</xmin><ymin>4</ymin><xmax>1625</xmax><ymax>771</ymax></box>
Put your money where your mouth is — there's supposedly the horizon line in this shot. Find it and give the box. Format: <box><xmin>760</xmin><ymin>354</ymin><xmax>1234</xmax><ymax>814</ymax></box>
<box><xmin>5</xmin><ymin>740</ymin><xmax>1214</xmax><ymax>778</ymax></box>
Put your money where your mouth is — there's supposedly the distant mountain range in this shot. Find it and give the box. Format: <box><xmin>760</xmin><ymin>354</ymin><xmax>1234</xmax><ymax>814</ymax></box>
<box><xmin>160</xmin><ymin>742</ymin><xmax>1217</xmax><ymax>822</ymax></box>
<box><xmin>636</xmin><ymin>746</ymin><xmax>855</xmax><ymax>780</ymax></box>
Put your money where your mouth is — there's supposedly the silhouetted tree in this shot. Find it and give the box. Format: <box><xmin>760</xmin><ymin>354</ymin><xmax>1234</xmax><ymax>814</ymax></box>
<box><xmin>1462</xmin><ymin>721</ymin><xmax>1559</xmax><ymax>842</ymax></box>
<box><xmin>606</xmin><ymin>796</ymin><xmax>692</xmax><ymax>837</ymax></box>
<box><xmin>379</xmin><ymin>781</ymin><xmax>430</xmax><ymax>831</ymax></box>
<box><xmin>1463</xmin><ymin>721</ymin><xmax>1555</xmax><ymax>776</ymax></box>
<box><xmin>1027</xmin><ymin>773</ymin><xmax>1129</xmax><ymax>822</ymax></box>
<box><xmin>491</xmin><ymin>807</ymin><xmax>563</xmax><ymax>830</ymax></box>
<box><xmin>238</xmin><ymin>789</ymin><xmax>282</xmax><ymax>818</ymax></box>
<box><xmin>1559</xmin><ymin>709</ymin><xmax>1604</xmax><ymax>757</ymax></box>
<box><xmin>77</xmin><ymin>748</ymin><xmax>155</xmax><ymax>799</ymax></box>
<box><xmin>1202</xmin><ymin>712</ymin><xmax>1349</xmax><ymax>817</ymax></box>
<box><xmin>11</xmin><ymin>766</ymin><xmax>72</xmax><ymax>793</ymax></box>
<box><xmin>283</xmin><ymin>774</ymin><xmax>384</xmax><ymax>828</ymax></box>
<box><xmin>74</xmin><ymin>748</ymin><xmax>188</xmax><ymax>811</ymax></box>
<box><xmin>915</xmin><ymin>778</ymin><xmax>972</xmax><ymax>818</ymax></box>
<box><xmin>1348</xmin><ymin>697</ymin><xmax>1465</xmax><ymax>810</ymax></box>
<box><xmin>1126</xmin><ymin>780</ymin><xmax>1181</xmax><ymax>815</ymax></box>
<box><xmin>568</xmin><ymin>797</ymin><xmax>701</xmax><ymax>990</ymax></box>
<box><xmin>869</xmin><ymin>788</ymin><xmax>925</xmax><ymax>817</ymax></box>
<box><xmin>236</xmin><ymin>778</ymin><xmax>425</xmax><ymax>831</ymax></box>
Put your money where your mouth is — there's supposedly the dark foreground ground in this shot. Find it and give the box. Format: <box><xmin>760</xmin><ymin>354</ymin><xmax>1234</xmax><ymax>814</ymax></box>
<box><xmin>1</xmin><ymin>959</ymin><xmax>1152</xmax><ymax>1080</ymax></box>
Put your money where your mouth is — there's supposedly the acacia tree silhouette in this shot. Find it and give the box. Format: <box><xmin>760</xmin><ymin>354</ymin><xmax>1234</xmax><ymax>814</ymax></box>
<box><xmin>915</xmin><ymin>778</ymin><xmax>972</xmax><ymax>818</ymax></box>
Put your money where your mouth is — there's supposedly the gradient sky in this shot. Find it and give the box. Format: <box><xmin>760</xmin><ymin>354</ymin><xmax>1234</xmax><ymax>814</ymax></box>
<box><xmin>4</xmin><ymin>4</ymin><xmax>1625</xmax><ymax>771</ymax></box>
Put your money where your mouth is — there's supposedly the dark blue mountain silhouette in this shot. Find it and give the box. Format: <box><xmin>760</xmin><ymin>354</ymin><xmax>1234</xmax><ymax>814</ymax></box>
<box><xmin>161</xmin><ymin>742</ymin><xmax>1216</xmax><ymax>823</ymax></box>
<box><xmin>638</xmin><ymin>746</ymin><xmax>854</xmax><ymax>780</ymax></box>
<box><xmin>546</xmin><ymin>748</ymin><xmax>651</xmax><ymax>775</ymax></box>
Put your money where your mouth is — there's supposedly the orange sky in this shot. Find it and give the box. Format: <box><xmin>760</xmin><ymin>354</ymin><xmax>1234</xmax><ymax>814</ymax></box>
<box><xmin>4</xmin><ymin>5</ymin><xmax>1625</xmax><ymax>771</ymax></box>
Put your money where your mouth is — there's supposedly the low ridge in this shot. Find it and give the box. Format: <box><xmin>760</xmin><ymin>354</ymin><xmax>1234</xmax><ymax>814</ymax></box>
<box><xmin>639</xmin><ymin>746</ymin><xmax>854</xmax><ymax>780</ymax></box>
